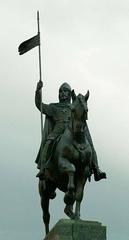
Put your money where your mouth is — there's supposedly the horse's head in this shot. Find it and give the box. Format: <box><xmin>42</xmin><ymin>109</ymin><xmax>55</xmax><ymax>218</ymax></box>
<box><xmin>70</xmin><ymin>90</ymin><xmax>89</xmax><ymax>137</ymax></box>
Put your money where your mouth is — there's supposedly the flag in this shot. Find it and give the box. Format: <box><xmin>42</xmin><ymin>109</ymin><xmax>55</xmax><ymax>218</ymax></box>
<box><xmin>18</xmin><ymin>34</ymin><xmax>40</xmax><ymax>55</ymax></box>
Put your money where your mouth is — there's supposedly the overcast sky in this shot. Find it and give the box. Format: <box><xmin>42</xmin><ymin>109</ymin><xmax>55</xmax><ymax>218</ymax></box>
<box><xmin>0</xmin><ymin>1</ymin><xmax>129</xmax><ymax>240</ymax></box>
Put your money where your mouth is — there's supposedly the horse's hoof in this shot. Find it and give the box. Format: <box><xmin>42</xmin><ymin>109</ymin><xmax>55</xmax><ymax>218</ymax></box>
<box><xmin>64</xmin><ymin>191</ymin><xmax>75</xmax><ymax>205</ymax></box>
<box><xmin>64</xmin><ymin>205</ymin><xmax>75</xmax><ymax>219</ymax></box>
<box><xmin>49</xmin><ymin>191</ymin><xmax>56</xmax><ymax>199</ymax></box>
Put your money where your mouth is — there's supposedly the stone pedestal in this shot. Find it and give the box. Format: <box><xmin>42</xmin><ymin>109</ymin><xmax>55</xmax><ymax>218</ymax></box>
<box><xmin>44</xmin><ymin>219</ymin><xmax>106</xmax><ymax>240</ymax></box>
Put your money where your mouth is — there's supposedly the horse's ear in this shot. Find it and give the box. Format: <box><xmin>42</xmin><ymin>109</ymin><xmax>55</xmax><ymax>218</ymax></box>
<box><xmin>71</xmin><ymin>89</ymin><xmax>76</xmax><ymax>102</ymax></box>
<box><xmin>85</xmin><ymin>90</ymin><xmax>90</xmax><ymax>101</ymax></box>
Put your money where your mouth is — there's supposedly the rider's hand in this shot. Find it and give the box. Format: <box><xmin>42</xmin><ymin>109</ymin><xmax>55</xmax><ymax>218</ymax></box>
<box><xmin>36</xmin><ymin>80</ymin><xmax>43</xmax><ymax>91</ymax></box>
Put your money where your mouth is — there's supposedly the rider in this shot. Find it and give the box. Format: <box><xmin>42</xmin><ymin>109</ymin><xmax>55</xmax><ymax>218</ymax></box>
<box><xmin>35</xmin><ymin>81</ymin><xmax>106</xmax><ymax>181</ymax></box>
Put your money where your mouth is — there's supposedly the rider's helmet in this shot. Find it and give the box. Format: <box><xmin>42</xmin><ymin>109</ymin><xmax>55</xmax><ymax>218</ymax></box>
<box><xmin>59</xmin><ymin>82</ymin><xmax>72</xmax><ymax>103</ymax></box>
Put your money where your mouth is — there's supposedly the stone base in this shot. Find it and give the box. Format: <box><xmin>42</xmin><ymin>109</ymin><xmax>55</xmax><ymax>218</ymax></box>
<box><xmin>44</xmin><ymin>219</ymin><xmax>106</xmax><ymax>240</ymax></box>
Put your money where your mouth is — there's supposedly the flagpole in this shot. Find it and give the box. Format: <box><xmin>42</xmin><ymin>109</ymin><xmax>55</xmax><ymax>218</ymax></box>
<box><xmin>37</xmin><ymin>11</ymin><xmax>43</xmax><ymax>140</ymax></box>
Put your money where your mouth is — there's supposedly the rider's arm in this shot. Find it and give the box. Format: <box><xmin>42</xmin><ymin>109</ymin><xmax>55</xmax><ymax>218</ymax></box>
<box><xmin>35</xmin><ymin>81</ymin><xmax>53</xmax><ymax>117</ymax></box>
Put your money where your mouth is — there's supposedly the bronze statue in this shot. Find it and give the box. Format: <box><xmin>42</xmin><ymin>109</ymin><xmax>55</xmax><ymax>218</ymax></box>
<box><xmin>35</xmin><ymin>81</ymin><xmax>106</xmax><ymax>235</ymax></box>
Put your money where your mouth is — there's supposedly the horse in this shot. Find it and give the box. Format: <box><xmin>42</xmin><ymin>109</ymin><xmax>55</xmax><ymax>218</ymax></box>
<box><xmin>38</xmin><ymin>91</ymin><xmax>93</xmax><ymax>235</ymax></box>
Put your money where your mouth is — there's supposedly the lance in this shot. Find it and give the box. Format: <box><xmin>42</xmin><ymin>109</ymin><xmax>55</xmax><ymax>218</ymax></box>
<box><xmin>37</xmin><ymin>11</ymin><xmax>44</xmax><ymax>140</ymax></box>
<box><xmin>37</xmin><ymin>12</ymin><xmax>46</xmax><ymax>189</ymax></box>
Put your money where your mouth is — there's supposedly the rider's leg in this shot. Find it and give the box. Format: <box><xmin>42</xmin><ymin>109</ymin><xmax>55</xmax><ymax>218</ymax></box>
<box><xmin>85</xmin><ymin>124</ymin><xmax>106</xmax><ymax>181</ymax></box>
<box><xmin>92</xmin><ymin>150</ymin><xmax>106</xmax><ymax>181</ymax></box>
<box><xmin>36</xmin><ymin>140</ymin><xmax>52</xmax><ymax>180</ymax></box>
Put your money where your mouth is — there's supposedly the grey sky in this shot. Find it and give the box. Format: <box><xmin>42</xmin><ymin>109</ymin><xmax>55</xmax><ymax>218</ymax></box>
<box><xmin>0</xmin><ymin>1</ymin><xmax>129</xmax><ymax>239</ymax></box>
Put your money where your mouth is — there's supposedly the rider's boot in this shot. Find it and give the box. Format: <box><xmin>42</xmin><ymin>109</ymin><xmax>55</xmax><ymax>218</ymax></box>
<box><xmin>91</xmin><ymin>150</ymin><xmax>106</xmax><ymax>181</ymax></box>
<box><xmin>36</xmin><ymin>168</ymin><xmax>45</xmax><ymax>180</ymax></box>
<box><xmin>93</xmin><ymin>168</ymin><xmax>106</xmax><ymax>181</ymax></box>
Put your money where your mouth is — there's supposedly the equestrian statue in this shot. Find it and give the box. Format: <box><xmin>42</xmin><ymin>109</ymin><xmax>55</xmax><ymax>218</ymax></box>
<box><xmin>35</xmin><ymin>80</ymin><xmax>106</xmax><ymax>235</ymax></box>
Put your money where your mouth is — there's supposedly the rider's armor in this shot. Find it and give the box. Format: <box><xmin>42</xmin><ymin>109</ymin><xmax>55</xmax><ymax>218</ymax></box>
<box><xmin>35</xmin><ymin>90</ymin><xmax>71</xmax><ymax>170</ymax></box>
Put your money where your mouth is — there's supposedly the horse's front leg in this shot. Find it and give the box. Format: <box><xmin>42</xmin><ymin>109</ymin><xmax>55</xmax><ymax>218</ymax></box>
<box><xmin>58</xmin><ymin>157</ymin><xmax>75</xmax><ymax>193</ymax></box>
<box><xmin>67</xmin><ymin>170</ymin><xmax>75</xmax><ymax>191</ymax></box>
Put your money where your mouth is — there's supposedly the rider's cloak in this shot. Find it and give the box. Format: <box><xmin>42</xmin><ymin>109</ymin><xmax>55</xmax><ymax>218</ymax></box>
<box><xmin>35</xmin><ymin>115</ymin><xmax>54</xmax><ymax>169</ymax></box>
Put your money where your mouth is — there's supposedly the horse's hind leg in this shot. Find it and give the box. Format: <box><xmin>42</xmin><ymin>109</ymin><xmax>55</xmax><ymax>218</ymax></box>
<box><xmin>74</xmin><ymin>177</ymin><xmax>87</xmax><ymax>219</ymax></box>
<box><xmin>41</xmin><ymin>195</ymin><xmax>50</xmax><ymax>235</ymax></box>
<box><xmin>75</xmin><ymin>201</ymin><xmax>81</xmax><ymax>219</ymax></box>
<box><xmin>39</xmin><ymin>181</ymin><xmax>50</xmax><ymax>235</ymax></box>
